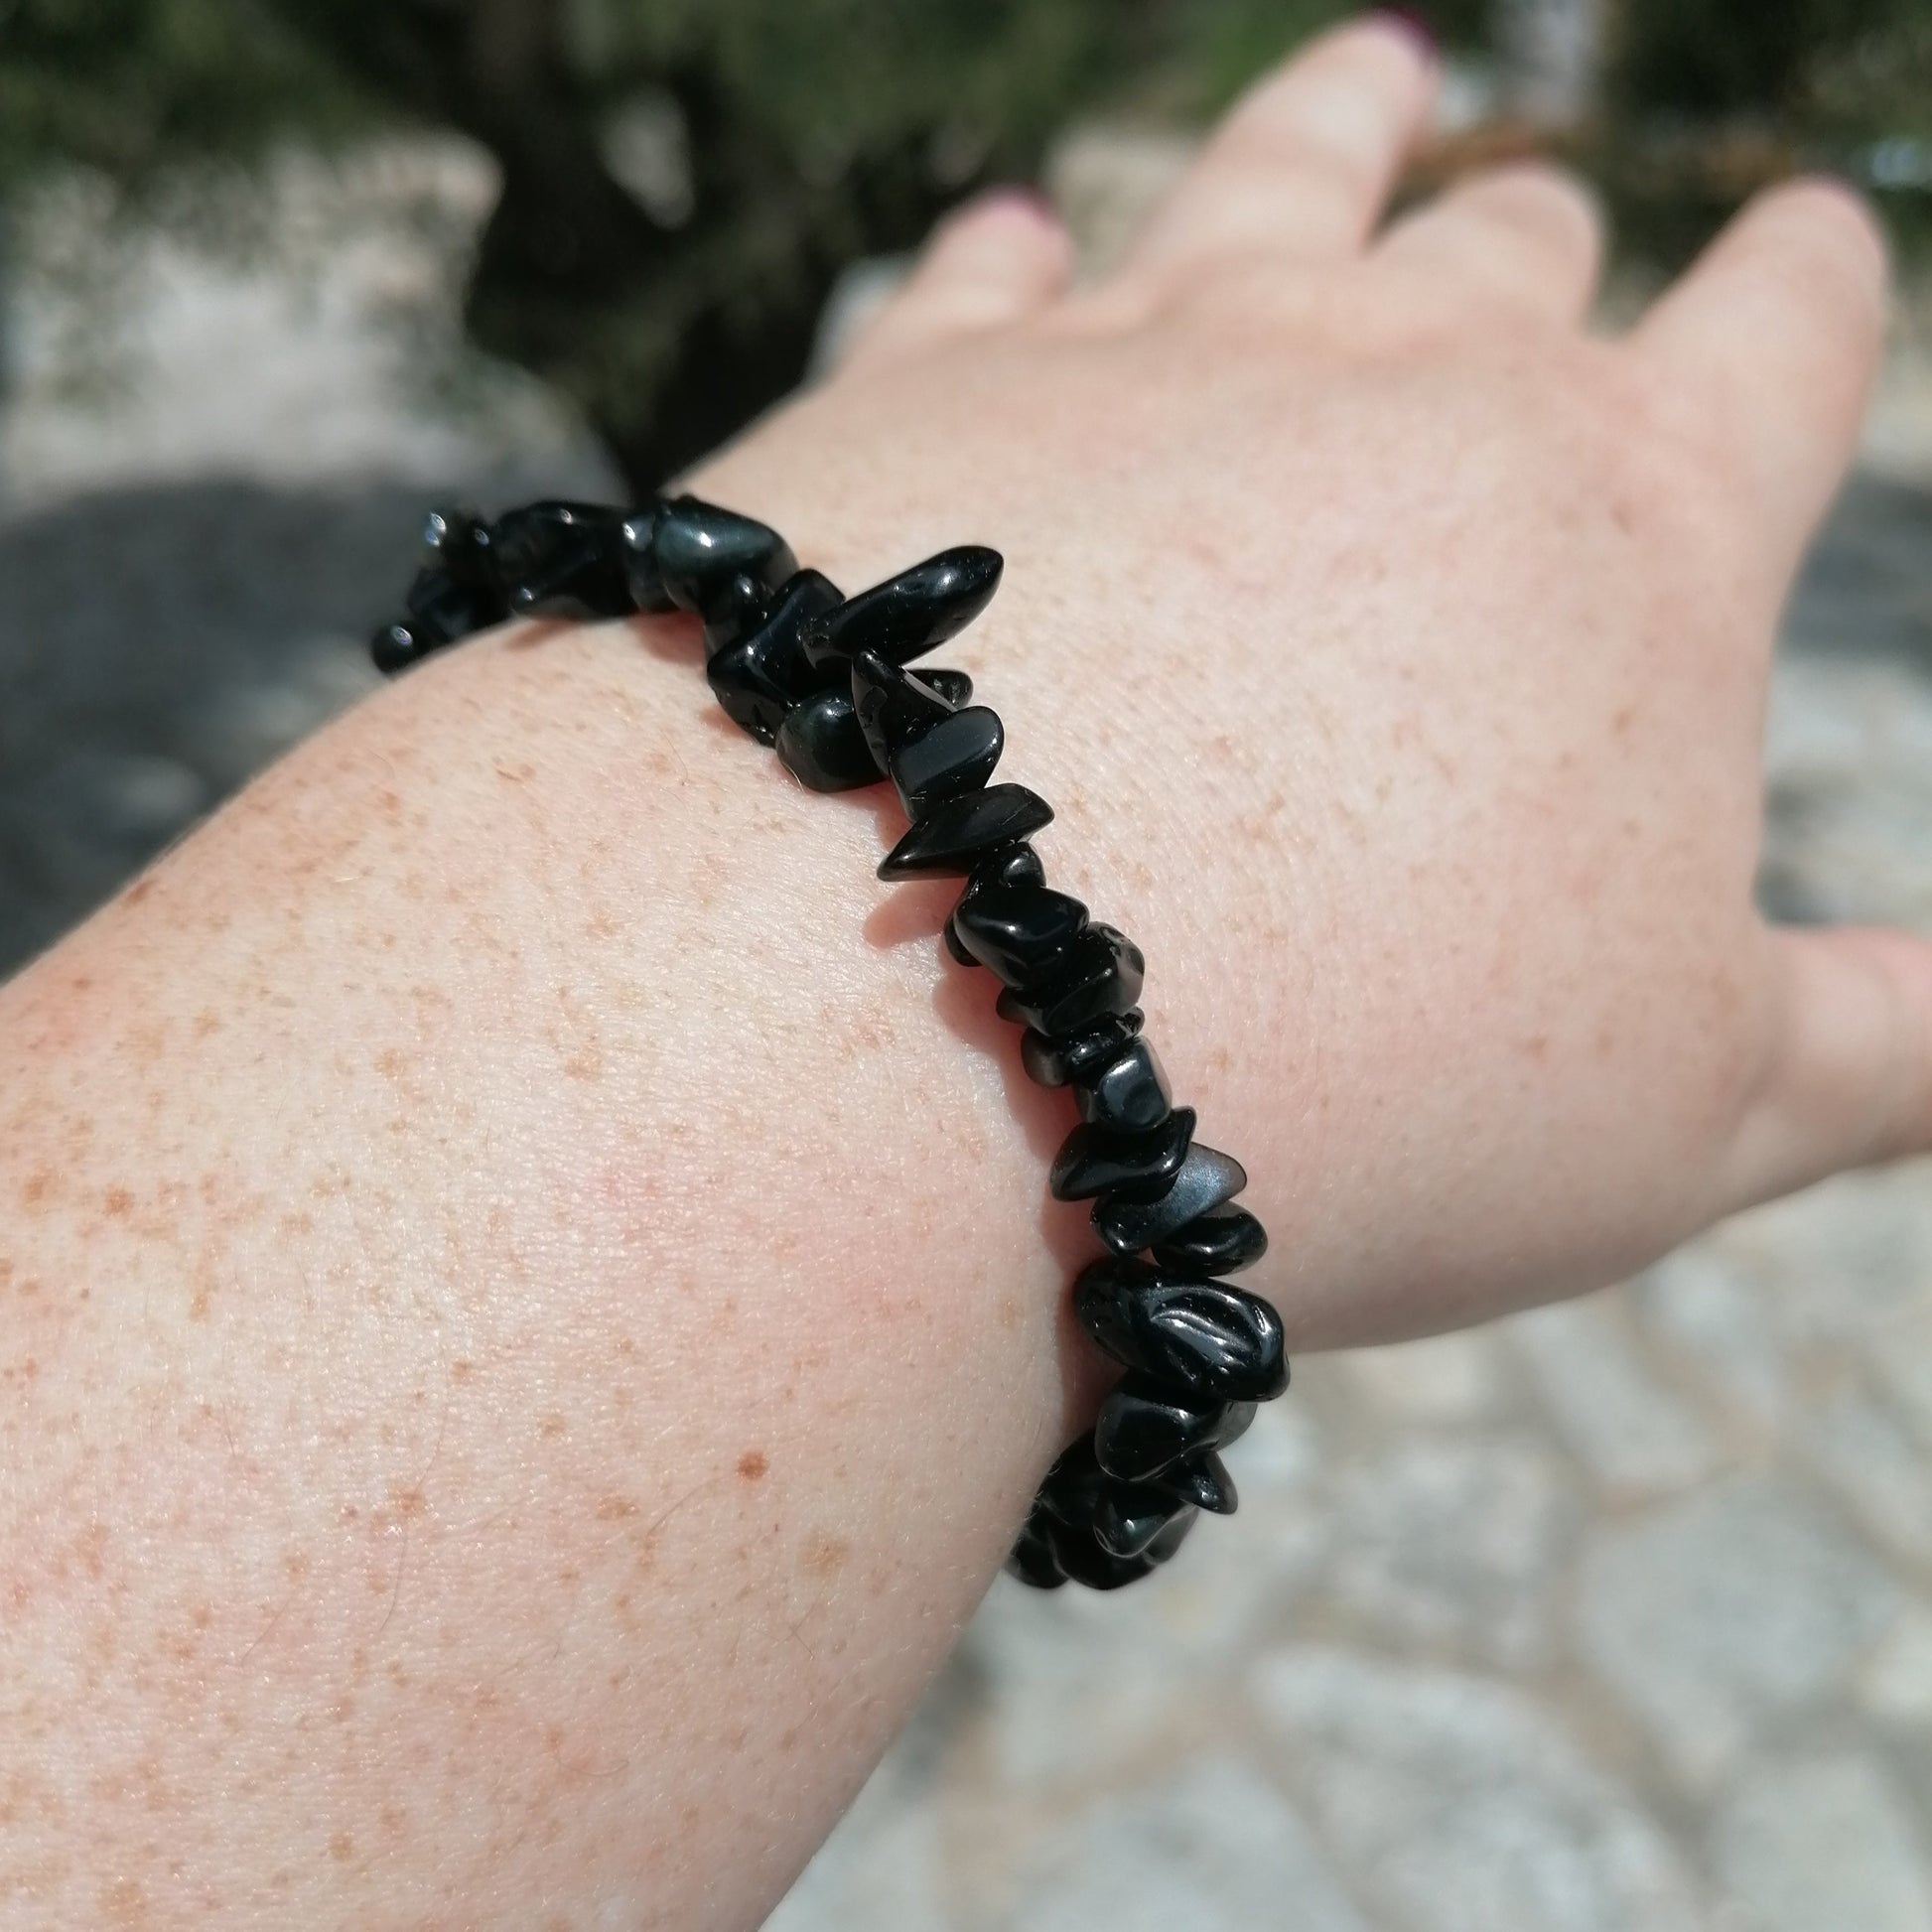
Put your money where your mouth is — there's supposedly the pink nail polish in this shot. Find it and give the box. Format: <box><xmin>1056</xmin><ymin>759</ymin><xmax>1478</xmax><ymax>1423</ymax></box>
<box><xmin>1373</xmin><ymin>7</ymin><xmax>1440</xmax><ymax>61</ymax></box>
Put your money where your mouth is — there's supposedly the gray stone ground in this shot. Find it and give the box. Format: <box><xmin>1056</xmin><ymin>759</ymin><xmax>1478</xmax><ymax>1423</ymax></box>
<box><xmin>5</xmin><ymin>143</ymin><xmax>1932</xmax><ymax>1932</ymax></box>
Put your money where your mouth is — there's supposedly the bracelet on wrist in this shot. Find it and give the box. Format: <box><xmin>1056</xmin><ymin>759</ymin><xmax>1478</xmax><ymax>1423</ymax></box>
<box><xmin>371</xmin><ymin>494</ymin><xmax>1289</xmax><ymax>1591</ymax></box>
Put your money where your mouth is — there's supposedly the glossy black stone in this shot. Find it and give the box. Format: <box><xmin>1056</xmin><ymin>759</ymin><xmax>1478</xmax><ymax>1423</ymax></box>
<box><xmin>619</xmin><ymin>504</ymin><xmax>679</xmax><ymax>613</ymax></box>
<box><xmin>997</xmin><ymin>925</ymin><xmax>1145</xmax><ymax>1036</ymax></box>
<box><xmin>489</xmin><ymin>500</ymin><xmax>632</xmax><ymax>620</ymax></box>
<box><xmin>1092</xmin><ymin>1142</ymin><xmax>1249</xmax><ymax>1257</ymax></box>
<box><xmin>1094</xmin><ymin>1373</ymin><xmax>1256</xmax><ymax>1481</ymax></box>
<box><xmin>1004</xmin><ymin>1518</ymin><xmax>1066</xmax><ymax>1589</ymax></box>
<box><xmin>1152</xmin><ymin>1202</ymin><xmax>1270</xmax><ymax>1276</ymax></box>
<box><xmin>919</xmin><ymin>668</ymin><xmax>974</xmax><ymax>708</ymax></box>
<box><xmin>699</xmin><ymin>575</ymin><xmax>777</xmax><ymax>654</ymax></box>
<box><xmin>1019</xmin><ymin>1010</ymin><xmax>1144</xmax><ymax>1088</ymax></box>
<box><xmin>775</xmin><ymin>689</ymin><xmax>886</xmax><ymax>792</ymax></box>
<box><xmin>1035</xmin><ymin>1436</ymin><xmax>1108</xmax><ymax>1528</ymax></box>
<box><xmin>422</xmin><ymin>504</ymin><xmax>499</xmax><ymax>593</ymax></box>
<box><xmin>704</xmin><ymin>570</ymin><xmax>844</xmax><ymax>744</ymax></box>
<box><xmin>943</xmin><ymin>914</ymin><xmax>978</xmax><ymax>967</ymax></box>
<box><xmin>891</xmin><ymin>706</ymin><xmax>1005</xmax><ymax>819</ymax></box>
<box><xmin>1094</xmin><ymin>1493</ymin><xmax>1197</xmax><ymax>1560</ymax></box>
<box><xmin>1155</xmin><ymin>1450</ymin><xmax>1239</xmax><ymax>1516</ymax></box>
<box><xmin>1073</xmin><ymin>1036</ymin><xmax>1172</xmax><ymax>1135</ymax></box>
<box><xmin>877</xmin><ymin>784</ymin><xmax>1052</xmax><ymax>879</ymax></box>
<box><xmin>650</xmin><ymin>495</ymin><xmax>798</xmax><ymax>620</ymax></box>
<box><xmin>803</xmin><ymin>545</ymin><xmax>1003</xmax><ymax>673</ymax></box>
<box><xmin>850</xmin><ymin>648</ymin><xmax>954</xmax><ymax>763</ymax></box>
<box><xmin>1043</xmin><ymin>1518</ymin><xmax>1163</xmax><ymax>1590</ymax></box>
<box><xmin>1050</xmin><ymin>1107</ymin><xmax>1195</xmax><ymax>1204</ymax></box>
<box><xmin>1074</xmin><ymin>1258</ymin><xmax>1289</xmax><ymax>1403</ymax></box>
<box><xmin>970</xmin><ymin>841</ymin><xmax>1045</xmax><ymax>894</ymax></box>
<box><xmin>951</xmin><ymin>877</ymin><xmax>1088</xmax><ymax>986</ymax></box>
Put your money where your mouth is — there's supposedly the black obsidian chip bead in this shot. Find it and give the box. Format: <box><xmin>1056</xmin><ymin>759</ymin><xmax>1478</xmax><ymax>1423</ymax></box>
<box><xmin>1094</xmin><ymin>1493</ymin><xmax>1197</xmax><ymax>1560</ymax></box>
<box><xmin>1050</xmin><ymin>1107</ymin><xmax>1195</xmax><ymax>1204</ymax></box>
<box><xmin>1004</xmin><ymin>1518</ymin><xmax>1067</xmax><ymax>1589</ymax></box>
<box><xmin>878</xmin><ymin>784</ymin><xmax>1053</xmax><ymax>879</ymax></box>
<box><xmin>891</xmin><ymin>706</ymin><xmax>1005</xmax><ymax>819</ymax></box>
<box><xmin>1043</xmin><ymin>1519</ymin><xmax>1164</xmax><ymax>1590</ymax></box>
<box><xmin>704</xmin><ymin>569</ymin><xmax>844</xmax><ymax>744</ymax></box>
<box><xmin>850</xmin><ymin>648</ymin><xmax>955</xmax><ymax>766</ymax></box>
<box><xmin>650</xmin><ymin>494</ymin><xmax>798</xmax><ymax>619</ymax></box>
<box><xmin>1092</xmin><ymin>1142</ymin><xmax>1248</xmax><ymax>1257</ymax></box>
<box><xmin>951</xmin><ymin>875</ymin><xmax>1088</xmax><ymax>986</ymax></box>
<box><xmin>1073</xmin><ymin>1258</ymin><xmax>1288</xmax><ymax>1403</ymax></box>
<box><xmin>1019</xmin><ymin>1010</ymin><xmax>1144</xmax><ymax>1088</ymax></box>
<box><xmin>919</xmin><ymin>668</ymin><xmax>974</xmax><ymax>708</ymax></box>
<box><xmin>775</xmin><ymin>689</ymin><xmax>886</xmax><ymax>792</ymax></box>
<box><xmin>422</xmin><ymin>504</ymin><xmax>499</xmax><ymax>592</ymax></box>
<box><xmin>998</xmin><ymin>924</ymin><xmax>1145</xmax><ymax>1036</ymax></box>
<box><xmin>619</xmin><ymin>504</ymin><xmax>678</xmax><ymax>613</ymax></box>
<box><xmin>1156</xmin><ymin>1450</ymin><xmax>1239</xmax><ymax>1516</ymax></box>
<box><xmin>1073</xmin><ymin>1036</ymin><xmax>1172</xmax><ymax>1135</ymax></box>
<box><xmin>490</xmin><ymin>500</ymin><xmax>632</xmax><ymax>621</ymax></box>
<box><xmin>1095</xmin><ymin>1374</ymin><xmax>1256</xmax><ymax>1482</ymax></box>
<box><xmin>803</xmin><ymin>545</ymin><xmax>1003</xmax><ymax>673</ymax></box>
<box><xmin>943</xmin><ymin>914</ymin><xmax>978</xmax><ymax>967</ymax></box>
<box><xmin>1152</xmin><ymin>1202</ymin><xmax>1270</xmax><ymax>1276</ymax></box>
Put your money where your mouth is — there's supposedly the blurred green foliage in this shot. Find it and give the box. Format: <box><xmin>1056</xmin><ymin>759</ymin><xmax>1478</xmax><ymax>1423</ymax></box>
<box><xmin>1</xmin><ymin>0</ymin><xmax>1926</xmax><ymax>486</ymax></box>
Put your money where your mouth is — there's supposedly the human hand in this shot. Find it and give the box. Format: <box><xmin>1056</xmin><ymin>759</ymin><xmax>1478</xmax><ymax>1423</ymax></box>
<box><xmin>691</xmin><ymin>13</ymin><xmax>1914</xmax><ymax>1349</ymax></box>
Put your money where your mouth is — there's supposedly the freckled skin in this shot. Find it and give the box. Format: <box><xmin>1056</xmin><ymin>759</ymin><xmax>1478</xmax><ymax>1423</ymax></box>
<box><xmin>0</xmin><ymin>23</ymin><xmax>1916</xmax><ymax>1932</ymax></box>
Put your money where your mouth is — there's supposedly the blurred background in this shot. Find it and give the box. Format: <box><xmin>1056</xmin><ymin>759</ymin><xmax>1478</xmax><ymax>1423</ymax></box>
<box><xmin>5</xmin><ymin>2</ymin><xmax>1932</xmax><ymax>1927</ymax></box>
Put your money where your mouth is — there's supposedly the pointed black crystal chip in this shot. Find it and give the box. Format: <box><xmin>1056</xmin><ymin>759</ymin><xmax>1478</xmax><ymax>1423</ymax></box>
<box><xmin>775</xmin><ymin>688</ymin><xmax>885</xmax><ymax>792</ymax></box>
<box><xmin>1156</xmin><ymin>1450</ymin><xmax>1239</xmax><ymax>1516</ymax></box>
<box><xmin>850</xmin><ymin>648</ymin><xmax>955</xmax><ymax>768</ymax></box>
<box><xmin>951</xmin><ymin>873</ymin><xmax>1087</xmax><ymax>986</ymax></box>
<box><xmin>890</xmin><ymin>706</ymin><xmax>1004</xmax><ymax>819</ymax></box>
<box><xmin>1004</xmin><ymin>1518</ymin><xmax>1067</xmax><ymax>1589</ymax></box>
<box><xmin>489</xmin><ymin>500</ymin><xmax>631</xmax><ymax>621</ymax></box>
<box><xmin>997</xmin><ymin>925</ymin><xmax>1144</xmax><ymax>1036</ymax></box>
<box><xmin>919</xmin><ymin>668</ymin><xmax>974</xmax><ymax>708</ymax></box>
<box><xmin>1072</xmin><ymin>1036</ymin><xmax>1172</xmax><ymax>1136</ymax></box>
<box><xmin>1049</xmin><ymin>1107</ymin><xmax>1196</xmax><ymax>1204</ymax></box>
<box><xmin>803</xmin><ymin>545</ymin><xmax>1003</xmax><ymax>673</ymax></box>
<box><xmin>1092</xmin><ymin>1143</ymin><xmax>1248</xmax><ymax>1256</ymax></box>
<box><xmin>1151</xmin><ymin>1202</ymin><xmax>1270</xmax><ymax>1276</ymax></box>
<box><xmin>1094</xmin><ymin>1374</ymin><xmax>1255</xmax><ymax>1481</ymax></box>
<box><xmin>877</xmin><ymin>784</ymin><xmax>1052</xmax><ymax>879</ymax></box>
<box><xmin>1094</xmin><ymin>1493</ymin><xmax>1196</xmax><ymax>1560</ymax></box>
<box><xmin>650</xmin><ymin>495</ymin><xmax>797</xmax><ymax>620</ymax></box>
<box><xmin>619</xmin><ymin>503</ymin><xmax>679</xmax><ymax>614</ymax></box>
<box><xmin>704</xmin><ymin>570</ymin><xmax>843</xmax><ymax>744</ymax></box>
<box><xmin>1073</xmin><ymin>1258</ymin><xmax>1288</xmax><ymax>1403</ymax></box>
<box><xmin>1019</xmin><ymin>1011</ymin><xmax>1144</xmax><ymax>1088</ymax></box>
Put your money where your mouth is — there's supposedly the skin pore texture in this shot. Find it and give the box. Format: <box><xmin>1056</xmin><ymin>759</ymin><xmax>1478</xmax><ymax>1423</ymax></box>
<box><xmin>3</xmin><ymin>17</ymin><xmax>1927</xmax><ymax>1930</ymax></box>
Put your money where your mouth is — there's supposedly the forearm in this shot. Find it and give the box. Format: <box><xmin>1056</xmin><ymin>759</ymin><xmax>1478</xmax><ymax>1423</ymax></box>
<box><xmin>0</xmin><ymin>477</ymin><xmax>1307</xmax><ymax>1928</ymax></box>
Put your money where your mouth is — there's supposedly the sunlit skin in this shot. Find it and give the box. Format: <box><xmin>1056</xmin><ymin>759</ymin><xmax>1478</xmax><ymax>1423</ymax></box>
<box><xmin>2</xmin><ymin>17</ymin><xmax>1920</xmax><ymax>1930</ymax></box>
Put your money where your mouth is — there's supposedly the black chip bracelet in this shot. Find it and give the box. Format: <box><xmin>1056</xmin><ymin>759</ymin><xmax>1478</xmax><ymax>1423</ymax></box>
<box><xmin>370</xmin><ymin>494</ymin><xmax>1290</xmax><ymax>1591</ymax></box>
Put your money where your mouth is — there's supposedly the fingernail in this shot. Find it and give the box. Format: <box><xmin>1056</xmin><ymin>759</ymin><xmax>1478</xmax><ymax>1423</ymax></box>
<box><xmin>1373</xmin><ymin>7</ymin><xmax>1440</xmax><ymax>60</ymax></box>
<box><xmin>973</xmin><ymin>184</ymin><xmax>1059</xmax><ymax>223</ymax></box>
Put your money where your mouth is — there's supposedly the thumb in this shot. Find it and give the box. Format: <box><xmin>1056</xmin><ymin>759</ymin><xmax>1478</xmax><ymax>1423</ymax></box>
<box><xmin>1715</xmin><ymin>924</ymin><xmax>1932</xmax><ymax>1212</ymax></box>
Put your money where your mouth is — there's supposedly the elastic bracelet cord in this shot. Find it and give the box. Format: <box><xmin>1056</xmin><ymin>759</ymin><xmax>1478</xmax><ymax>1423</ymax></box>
<box><xmin>371</xmin><ymin>496</ymin><xmax>1290</xmax><ymax>1591</ymax></box>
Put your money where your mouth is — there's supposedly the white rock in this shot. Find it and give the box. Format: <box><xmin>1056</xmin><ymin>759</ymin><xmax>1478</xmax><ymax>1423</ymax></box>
<box><xmin>1506</xmin><ymin>1296</ymin><xmax>1719</xmax><ymax>1496</ymax></box>
<box><xmin>1712</xmin><ymin>1754</ymin><xmax>1932</xmax><ymax>1932</ymax></box>
<box><xmin>1253</xmin><ymin>1647</ymin><xmax>1701</xmax><ymax>1932</ymax></box>
<box><xmin>1008</xmin><ymin>1756</ymin><xmax>1367</xmax><ymax>1932</ymax></box>
<box><xmin>1575</xmin><ymin>1475</ymin><xmax>1901</xmax><ymax>1785</ymax></box>
<box><xmin>1859</xmin><ymin>1606</ymin><xmax>1932</xmax><ymax>1725</ymax></box>
<box><xmin>1799</xmin><ymin>1387</ymin><xmax>1932</xmax><ymax>1563</ymax></box>
<box><xmin>1325</xmin><ymin>1433</ymin><xmax>1576</xmax><ymax>1668</ymax></box>
<box><xmin>1342</xmin><ymin>1328</ymin><xmax>1511</xmax><ymax>1424</ymax></box>
<box><xmin>1635</xmin><ymin>1244</ymin><xmax>1788</xmax><ymax>1427</ymax></box>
